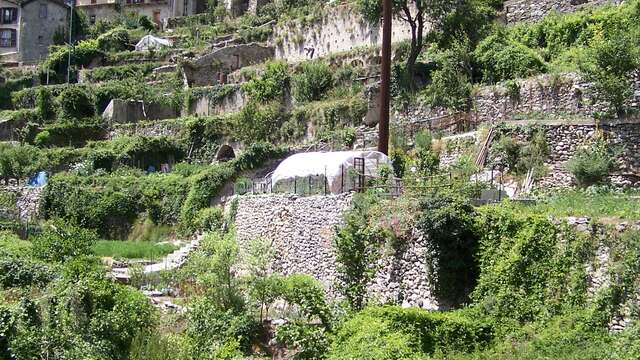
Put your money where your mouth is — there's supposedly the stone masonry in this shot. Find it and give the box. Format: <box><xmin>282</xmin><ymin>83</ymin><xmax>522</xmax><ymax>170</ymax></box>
<box><xmin>504</xmin><ymin>0</ymin><xmax>621</xmax><ymax>24</ymax></box>
<box><xmin>231</xmin><ymin>194</ymin><xmax>442</xmax><ymax>309</ymax></box>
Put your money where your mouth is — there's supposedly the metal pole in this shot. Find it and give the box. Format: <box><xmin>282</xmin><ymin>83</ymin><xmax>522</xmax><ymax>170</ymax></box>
<box><xmin>67</xmin><ymin>0</ymin><xmax>74</xmax><ymax>83</ymax></box>
<box><xmin>378</xmin><ymin>0</ymin><xmax>392</xmax><ymax>155</ymax></box>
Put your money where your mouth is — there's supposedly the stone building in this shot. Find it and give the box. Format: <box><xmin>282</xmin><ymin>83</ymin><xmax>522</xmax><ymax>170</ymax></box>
<box><xmin>76</xmin><ymin>0</ymin><xmax>207</xmax><ymax>27</ymax></box>
<box><xmin>0</xmin><ymin>0</ymin><xmax>69</xmax><ymax>64</ymax></box>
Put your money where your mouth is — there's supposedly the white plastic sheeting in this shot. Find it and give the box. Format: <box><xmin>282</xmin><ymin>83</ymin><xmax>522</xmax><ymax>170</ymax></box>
<box><xmin>135</xmin><ymin>35</ymin><xmax>172</xmax><ymax>51</ymax></box>
<box><xmin>271</xmin><ymin>151</ymin><xmax>390</xmax><ymax>194</ymax></box>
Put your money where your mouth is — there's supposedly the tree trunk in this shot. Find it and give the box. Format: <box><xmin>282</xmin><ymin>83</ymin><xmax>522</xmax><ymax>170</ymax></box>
<box><xmin>403</xmin><ymin>4</ymin><xmax>424</xmax><ymax>92</ymax></box>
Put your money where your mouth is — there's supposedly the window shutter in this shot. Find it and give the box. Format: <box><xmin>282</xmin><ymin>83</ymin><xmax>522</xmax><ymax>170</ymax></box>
<box><xmin>10</xmin><ymin>29</ymin><xmax>15</xmax><ymax>47</ymax></box>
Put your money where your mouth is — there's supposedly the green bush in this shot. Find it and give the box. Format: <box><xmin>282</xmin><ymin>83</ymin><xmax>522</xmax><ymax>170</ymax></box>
<box><xmin>241</xmin><ymin>61</ymin><xmax>290</xmax><ymax>102</ymax></box>
<box><xmin>96</xmin><ymin>26</ymin><xmax>131</xmax><ymax>52</ymax></box>
<box><xmin>0</xmin><ymin>257</ymin><xmax>55</xmax><ymax>289</ymax></box>
<box><xmin>328</xmin><ymin>306</ymin><xmax>492</xmax><ymax>359</ymax></box>
<box><xmin>32</xmin><ymin>219</ymin><xmax>99</xmax><ymax>263</ymax></box>
<box><xmin>84</xmin><ymin>62</ymin><xmax>161</xmax><ymax>83</ymax></box>
<box><xmin>36</xmin><ymin>86</ymin><xmax>56</xmax><ymax>121</ymax></box>
<box><xmin>417</xmin><ymin>194</ymin><xmax>478</xmax><ymax>305</ymax></box>
<box><xmin>56</xmin><ymin>86</ymin><xmax>96</xmax><ymax>121</ymax></box>
<box><xmin>566</xmin><ymin>135</ymin><xmax>616</xmax><ymax>187</ymax></box>
<box><xmin>194</xmin><ymin>207</ymin><xmax>224</xmax><ymax>232</ymax></box>
<box><xmin>293</xmin><ymin>60</ymin><xmax>334</xmax><ymax>102</ymax></box>
<box><xmin>0</xmin><ymin>76</ymin><xmax>33</xmax><ymax>110</ymax></box>
<box><xmin>474</xmin><ymin>31</ymin><xmax>547</xmax><ymax>83</ymax></box>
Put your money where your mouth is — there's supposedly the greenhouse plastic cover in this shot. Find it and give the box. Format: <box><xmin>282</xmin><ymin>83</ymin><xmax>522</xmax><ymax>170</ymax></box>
<box><xmin>271</xmin><ymin>151</ymin><xmax>390</xmax><ymax>194</ymax></box>
<box><xmin>135</xmin><ymin>35</ymin><xmax>172</xmax><ymax>51</ymax></box>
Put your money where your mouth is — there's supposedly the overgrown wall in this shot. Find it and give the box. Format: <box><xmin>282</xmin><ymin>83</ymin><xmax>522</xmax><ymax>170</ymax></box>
<box><xmin>270</xmin><ymin>5</ymin><xmax>419</xmax><ymax>62</ymax></box>
<box><xmin>504</xmin><ymin>0</ymin><xmax>621</xmax><ymax>24</ymax></box>
<box><xmin>231</xmin><ymin>194</ymin><xmax>442</xmax><ymax>309</ymax></box>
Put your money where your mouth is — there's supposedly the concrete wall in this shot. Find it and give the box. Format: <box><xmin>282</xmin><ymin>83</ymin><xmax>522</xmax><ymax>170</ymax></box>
<box><xmin>504</xmin><ymin>0</ymin><xmax>621</xmax><ymax>24</ymax></box>
<box><xmin>188</xmin><ymin>86</ymin><xmax>246</xmax><ymax>116</ymax></box>
<box><xmin>102</xmin><ymin>99</ymin><xmax>179</xmax><ymax>124</ymax></box>
<box><xmin>19</xmin><ymin>0</ymin><xmax>68</xmax><ymax>63</ymax></box>
<box><xmin>269</xmin><ymin>4</ymin><xmax>422</xmax><ymax>62</ymax></box>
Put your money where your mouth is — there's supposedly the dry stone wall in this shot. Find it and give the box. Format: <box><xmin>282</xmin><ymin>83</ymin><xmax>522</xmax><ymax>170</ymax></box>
<box><xmin>270</xmin><ymin>5</ymin><xmax>420</xmax><ymax>62</ymax></box>
<box><xmin>504</xmin><ymin>0</ymin><xmax>621</xmax><ymax>24</ymax></box>
<box><xmin>231</xmin><ymin>194</ymin><xmax>442</xmax><ymax>309</ymax></box>
<box><xmin>493</xmin><ymin>121</ymin><xmax>640</xmax><ymax>188</ymax></box>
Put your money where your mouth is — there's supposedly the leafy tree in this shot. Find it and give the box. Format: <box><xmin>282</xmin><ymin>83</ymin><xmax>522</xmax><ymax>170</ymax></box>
<box><xmin>579</xmin><ymin>29</ymin><xmax>640</xmax><ymax>116</ymax></box>
<box><xmin>357</xmin><ymin>0</ymin><xmax>460</xmax><ymax>89</ymax></box>
<box><xmin>32</xmin><ymin>219</ymin><xmax>99</xmax><ymax>263</ymax></box>
<box><xmin>241</xmin><ymin>61</ymin><xmax>290</xmax><ymax>102</ymax></box>
<box><xmin>0</xmin><ymin>144</ymin><xmax>40</xmax><ymax>182</ymax></box>
<box><xmin>334</xmin><ymin>193</ymin><xmax>383</xmax><ymax>310</ymax></box>
<box><xmin>421</xmin><ymin>41</ymin><xmax>472</xmax><ymax>111</ymax></box>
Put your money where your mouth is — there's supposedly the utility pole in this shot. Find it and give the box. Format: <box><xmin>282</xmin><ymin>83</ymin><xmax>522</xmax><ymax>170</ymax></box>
<box><xmin>66</xmin><ymin>0</ymin><xmax>74</xmax><ymax>83</ymax></box>
<box><xmin>378</xmin><ymin>0</ymin><xmax>392</xmax><ymax>155</ymax></box>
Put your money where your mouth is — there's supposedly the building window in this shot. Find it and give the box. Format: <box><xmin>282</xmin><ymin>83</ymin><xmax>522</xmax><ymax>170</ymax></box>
<box><xmin>90</xmin><ymin>15</ymin><xmax>96</xmax><ymax>24</ymax></box>
<box><xmin>38</xmin><ymin>35</ymin><xmax>43</xmax><ymax>44</ymax></box>
<box><xmin>0</xmin><ymin>28</ymin><xmax>16</xmax><ymax>47</ymax></box>
<box><xmin>0</xmin><ymin>8</ymin><xmax>18</xmax><ymax>24</ymax></box>
<box><xmin>39</xmin><ymin>4</ymin><xmax>47</xmax><ymax>19</ymax></box>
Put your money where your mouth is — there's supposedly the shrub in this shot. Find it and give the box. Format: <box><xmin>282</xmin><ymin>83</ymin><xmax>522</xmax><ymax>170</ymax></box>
<box><xmin>97</xmin><ymin>27</ymin><xmax>131</xmax><ymax>52</ymax></box>
<box><xmin>328</xmin><ymin>306</ymin><xmax>492</xmax><ymax>359</ymax></box>
<box><xmin>241</xmin><ymin>61</ymin><xmax>290</xmax><ymax>102</ymax></box>
<box><xmin>334</xmin><ymin>193</ymin><xmax>384</xmax><ymax>310</ymax></box>
<box><xmin>32</xmin><ymin>219</ymin><xmax>99</xmax><ymax>262</ymax></box>
<box><xmin>194</xmin><ymin>207</ymin><xmax>224</xmax><ymax>232</ymax></box>
<box><xmin>0</xmin><ymin>257</ymin><xmax>55</xmax><ymax>289</ymax></box>
<box><xmin>566</xmin><ymin>134</ymin><xmax>616</xmax><ymax>187</ymax></box>
<box><xmin>579</xmin><ymin>29</ymin><xmax>640</xmax><ymax>115</ymax></box>
<box><xmin>474</xmin><ymin>31</ymin><xmax>547</xmax><ymax>82</ymax></box>
<box><xmin>417</xmin><ymin>194</ymin><xmax>478</xmax><ymax>305</ymax></box>
<box><xmin>36</xmin><ymin>86</ymin><xmax>56</xmax><ymax>121</ymax></box>
<box><xmin>293</xmin><ymin>60</ymin><xmax>334</xmax><ymax>102</ymax></box>
<box><xmin>56</xmin><ymin>86</ymin><xmax>96</xmax><ymax>121</ymax></box>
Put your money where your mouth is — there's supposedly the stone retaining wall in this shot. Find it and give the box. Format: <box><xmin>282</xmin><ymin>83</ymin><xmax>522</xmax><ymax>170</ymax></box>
<box><xmin>270</xmin><ymin>4</ymin><xmax>420</xmax><ymax>62</ymax></box>
<box><xmin>110</xmin><ymin>120</ymin><xmax>185</xmax><ymax>138</ymax></box>
<box><xmin>504</xmin><ymin>0</ymin><xmax>621</xmax><ymax>24</ymax></box>
<box><xmin>231</xmin><ymin>194</ymin><xmax>441</xmax><ymax>309</ymax></box>
<box><xmin>492</xmin><ymin>121</ymin><xmax>640</xmax><ymax>188</ymax></box>
<box><xmin>394</xmin><ymin>73</ymin><xmax>640</xmax><ymax>134</ymax></box>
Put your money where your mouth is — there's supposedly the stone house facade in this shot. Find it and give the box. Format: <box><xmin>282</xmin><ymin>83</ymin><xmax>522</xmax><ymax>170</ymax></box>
<box><xmin>76</xmin><ymin>0</ymin><xmax>206</xmax><ymax>27</ymax></box>
<box><xmin>0</xmin><ymin>0</ymin><xmax>69</xmax><ymax>64</ymax></box>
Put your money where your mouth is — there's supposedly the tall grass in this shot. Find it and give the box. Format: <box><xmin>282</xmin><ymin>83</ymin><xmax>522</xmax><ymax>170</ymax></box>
<box><xmin>93</xmin><ymin>240</ymin><xmax>178</xmax><ymax>259</ymax></box>
<box><xmin>508</xmin><ymin>189</ymin><xmax>640</xmax><ymax>220</ymax></box>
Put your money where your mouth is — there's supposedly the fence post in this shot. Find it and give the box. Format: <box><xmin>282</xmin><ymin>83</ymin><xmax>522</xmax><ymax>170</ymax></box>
<box><xmin>340</xmin><ymin>165</ymin><xmax>344</xmax><ymax>193</ymax></box>
<box><xmin>324</xmin><ymin>166</ymin><xmax>327</xmax><ymax>195</ymax></box>
<box><xmin>308</xmin><ymin>176</ymin><xmax>311</xmax><ymax>196</ymax></box>
<box><xmin>294</xmin><ymin>177</ymin><xmax>297</xmax><ymax>195</ymax></box>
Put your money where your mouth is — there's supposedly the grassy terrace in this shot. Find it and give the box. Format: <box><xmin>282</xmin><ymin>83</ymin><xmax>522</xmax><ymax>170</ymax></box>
<box><xmin>497</xmin><ymin>190</ymin><xmax>640</xmax><ymax>220</ymax></box>
<box><xmin>92</xmin><ymin>240</ymin><xmax>178</xmax><ymax>259</ymax></box>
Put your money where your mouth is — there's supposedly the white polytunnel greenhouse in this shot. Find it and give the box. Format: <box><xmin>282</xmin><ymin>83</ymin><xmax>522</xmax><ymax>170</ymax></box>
<box><xmin>135</xmin><ymin>35</ymin><xmax>173</xmax><ymax>51</ymax></box>
<box><xmin>270</xmin><ymin>151</ymin><xmax>391</xmax><ymax>194</ymax></box>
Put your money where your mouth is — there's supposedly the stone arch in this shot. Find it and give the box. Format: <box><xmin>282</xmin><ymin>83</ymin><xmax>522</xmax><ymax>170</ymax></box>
<box><xmin>350</xmin><ymin>59</ymin><xmax>365</xmax><ymax>68</ymax></box>
<box><xmin>215</xmin><ymin>144</ymin><xmax>236</xmax><ymax>162</ymax></box>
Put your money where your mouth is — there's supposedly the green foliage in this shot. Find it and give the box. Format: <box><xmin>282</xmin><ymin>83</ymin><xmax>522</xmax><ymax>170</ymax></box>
<box><xmin>43</xmin><ymin>39</ymin><xmax>103</xmax><ymax>78</ymax></box>
<box><xmin>83</xmin><ymin>62</ymin><xmax>161</xmax><ymax>83</ymax></box>
<box><xmin>32</xmin><ymin>219</ymin><xmax>99</xmax><ymax>263</ymax></box>
<box><xmin>579</xmin><ymin>29</ymin><xmax>640</xmax><ymax>115</ymax></box>
<box><xmin>275</xmin><ymin>321</ymin><xmax>329</xmax><ymax>359</ymax></box>
<box><xmin>566</xmin><ymin>134</ymin><xmax>616</xmax><ymax>187</ymax></box>
<box><xmin>96</xmin><ymin>26</ymin><xmax>131</xmax><ymax>52</ymax></box>
<box><xmin>293</xmin><ymin>60</ymin><xmax>334</xmax><ymax>102</ymax></box>
<box><xmin>233</xmin><ymin>101</ymin><xmax>285</xmax><ymax>143</ymax></box>
<box><xmin>334</xmin><ymin>193</ymin><xmax>383</xmax><ymax>310</ymax></box>
<box><xmin>0</xmin><ymin>76</ymin><xmax>32</xmax><ymax>110</ymax></box>
<box><xmin>472</xmin><ymin>205</ymin><xmax>593</xmax><ymax>324</ymax></box>
<box><xmin>56</xmin><ymin>85</ymin><xmax>96</xmax><ymax>121</ymax></box>
<box><xmin>92</xmin><ymin>240</ymin><xmax>178</xmax><ymax>259</ymax></box>
<box><xmin>474</xmin><ymin>31</ymin><xmax>547</xmax><ymax>83</ymax></box>
<box><xmin>422</xmin><ymin>41</ymin><xmax>472</xmax><ymax>111</ymax></box>
<box><xmin>0</xmin><ymin>143</ymin><xmax>40</xmax><ymax>180</ymax></box>
<box><xmin>328</xmin><ymin>306</ymin><xmax>492</xmax><ymax>359</ymax></box>
<box><xmin>417</xmin><ymin>194</ymin><xmax>478</xmax><ymax>305</ymax></box>
<box><xmin>491</xmin><ymin>127</ymin><xmax>549</xmax><ymax>177</ymax></box>
<box><xmin>35</xmin><ymin>86</ymin><xmax>56</xmax><ymax>121</ymax></box>
<box><xmin>0</xmin><ymin>257</ymin><xmax>54</xmax><ymax>289</ymax></box>
<box><xmin>241</xmin><ymin>61</ymin><xmax>290</xmax><ymax>102</ymax></box>
<box><xmin>194</xmin><ymin>207</ymin><xmax>224</xmax><ymax>233</ymax></box>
